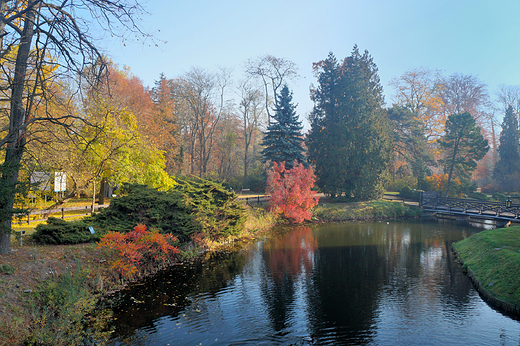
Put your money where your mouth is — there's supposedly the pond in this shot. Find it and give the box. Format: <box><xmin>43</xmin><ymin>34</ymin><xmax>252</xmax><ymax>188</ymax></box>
<box><xmin>102</xmin><ymin>221</ymin><xmax>520</xmax><ymax>345</ymax></box>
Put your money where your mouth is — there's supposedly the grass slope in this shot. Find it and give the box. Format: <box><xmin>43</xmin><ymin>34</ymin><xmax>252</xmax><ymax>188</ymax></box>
<box><xmin>313</xmin><ymin>199</ymin><xmax>421</xmax><ymax>222</ymax></box>
<box><xmin>453</xmin><ymin>226</ymin><xmax>520</xmax><ymax>310</ymax></box>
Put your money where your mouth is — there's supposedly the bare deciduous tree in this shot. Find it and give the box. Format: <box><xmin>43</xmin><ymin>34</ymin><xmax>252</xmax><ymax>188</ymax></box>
<box><xmin>245</xmin><ymin>55</ymin><xmax>298</xmax><ymax>125</ymax></box>
<box><xmin>237</xmin><ymin>79</ymin><xmax>265</xmax><ymax>177</ymax></box>
<box><xmin>176</xmin><ymin>67</ymin><xmax>230</xmax><ymax>177</ymax></box>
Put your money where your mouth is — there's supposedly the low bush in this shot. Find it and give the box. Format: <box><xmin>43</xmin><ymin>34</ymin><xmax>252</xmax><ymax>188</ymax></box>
<box><xmin>23</xmin><ymin>264</ymin><xmax>108</xmax><ymax>345</ymax></box>
<box><xmin>387</xmin><ymin>176</ymin><xmax>417</xmax><ymax>192</ymax></box>
<box><xmin>97</xmin><ymin>224</ymin><xmax>179</xmax><ymax>278</ymax></box>
<box><xmin>492</xmin><ymin>192</ymin><xmax>508</xmax><ymax>202</ymax></box>
<box><xmin>88</xmin><ymin>183</ymin><xmax>197</xmax><ymax>241</ymax></box>
<box><xmin>32</xmin><ymin>177</ymin><xmax>247</xmax><ymax>245</ymax></box>
<box><xmin>32</xmin><ymin>217</ymin><xmax>100</xmax><ymax>245</ymax></box>
<box><xmin>399</xmin><ymin>186</ymin><xmax>423</xmax><ymax>201</ymax></box>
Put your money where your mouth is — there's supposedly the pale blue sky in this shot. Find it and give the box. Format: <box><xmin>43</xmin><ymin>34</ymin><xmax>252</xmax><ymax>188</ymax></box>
<box><xmin>100</xmin><ymin>0</ymin><xmax>520</xmax><ymax>123</ymax></box>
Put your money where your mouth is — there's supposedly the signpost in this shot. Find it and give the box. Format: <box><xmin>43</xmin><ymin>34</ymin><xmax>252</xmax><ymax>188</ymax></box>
<box><xmin>54</xmin><ymin>172</ymin><xmax>66</xmax><ymax>198</ymax></box>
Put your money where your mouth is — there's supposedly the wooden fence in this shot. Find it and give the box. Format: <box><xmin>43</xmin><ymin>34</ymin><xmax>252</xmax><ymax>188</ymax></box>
<box><xmin>15</xmin><ymin>204</ymin><xmax>110</xmax><ymax>224</ymax></box>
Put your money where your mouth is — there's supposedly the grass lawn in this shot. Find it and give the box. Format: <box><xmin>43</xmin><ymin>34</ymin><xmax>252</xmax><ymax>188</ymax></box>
<box><xmin>453</xmin><ymin>226</ymin><xmax>520</xmax><ymax>308</ymax></box>
<box><xmin>313</xmin><ymin>198</ymin><xmax>421</xmax><ymax>221</ymax></box>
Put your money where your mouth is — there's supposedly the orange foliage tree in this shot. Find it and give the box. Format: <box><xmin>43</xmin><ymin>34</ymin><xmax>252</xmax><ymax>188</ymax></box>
<box><xmin>97</xmin><ymin>224</ymin><xmax>179</xmax><ymax>278</ymax></box>
<box><xmin>266</xmin><ymin>161</ymin><xmax>319</xmax><ymax>223</ymax></box>
<box><xmin>425</xmin><ymin>174</ymin><xmax>462</xmax><ymax>196</ymax></box>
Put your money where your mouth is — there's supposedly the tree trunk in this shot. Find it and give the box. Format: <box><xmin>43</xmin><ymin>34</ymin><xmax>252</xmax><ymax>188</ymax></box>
<box><xmin>445</xmin><ymin>139</ymin><xmax>460</xmax><ymax>198</ymax></box>
<box><xmin>0</xmin><ymin>10</ymin><xmax>35</xmax><ymax>255</ymax></box>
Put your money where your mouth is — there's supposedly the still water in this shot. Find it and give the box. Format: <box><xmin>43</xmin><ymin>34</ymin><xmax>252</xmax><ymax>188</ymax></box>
<box><xmin>105</xmin><ymin>221</ymin><xmax>520</xmax><ymax>345</ymax></box>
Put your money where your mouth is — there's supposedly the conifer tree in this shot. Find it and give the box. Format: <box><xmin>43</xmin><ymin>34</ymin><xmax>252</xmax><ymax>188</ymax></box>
<box><xmin>494</xmin><ymin>106</ymin><xmax>520</xmax><ymax>191</ymax></box>
<box><xmin>261</xmin><ymin>85</ymin><xmax>306</xmax><ymax>169</ymax></box>
<box><xmin>306</xmin><ymin>48</ymin><xmax>392</xmax><ymax>200</ymax></box>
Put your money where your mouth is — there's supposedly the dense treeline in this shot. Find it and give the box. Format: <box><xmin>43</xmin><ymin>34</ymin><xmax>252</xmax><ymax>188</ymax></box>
<box><xmin>1</xmin><ymin>0</ymin><xmax>519</xmax><ymax>253</ymax></box>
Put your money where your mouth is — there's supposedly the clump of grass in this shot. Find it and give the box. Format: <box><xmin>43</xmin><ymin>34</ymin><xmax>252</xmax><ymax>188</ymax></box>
<box><xmin>313</xmin><ymin>199</ymin><xmax>421</xmax><ymax>222</ymax></box>
<box><xmin>453</xmin><ymin>226</ymin><xmax>520</xmax><ymax>307</ymax></box>
<box><xmin>0</xmin><ymin>262</ymin><xmax>110</xmax><ymax>346</ymax></box>
<box><xmin>0</xmin><ymin>264</ymin><xmax>15</xmax><ymax>275</ymax></box>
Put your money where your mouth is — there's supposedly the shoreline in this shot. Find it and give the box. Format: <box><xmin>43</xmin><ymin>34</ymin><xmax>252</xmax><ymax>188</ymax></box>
<box><xmin>452</xmin><ymin>245</ymin><xmax>520</xmax><ymax>317</ymax></box>
<box><xmin>0</xmin><ymin>199</ymin><xmax>421</xmax><ymax>345</ymax></box>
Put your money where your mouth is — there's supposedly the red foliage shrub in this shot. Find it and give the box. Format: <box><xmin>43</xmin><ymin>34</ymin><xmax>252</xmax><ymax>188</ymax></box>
<box><xmin>97</xmin><ymin>224</ymin><xmax>179</xmax><ymax>278</ymax></box>
<box><xmin>266</xmin><ymin>161</ymin><xmax>320</xmax><ymax>223</ymax></box>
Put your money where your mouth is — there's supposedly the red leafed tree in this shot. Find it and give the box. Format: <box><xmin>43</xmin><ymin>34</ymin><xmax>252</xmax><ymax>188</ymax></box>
<box><xmin>266</xmin><ymin>161</ymin><xmax>320</xmax><ymax>223</ymax></box>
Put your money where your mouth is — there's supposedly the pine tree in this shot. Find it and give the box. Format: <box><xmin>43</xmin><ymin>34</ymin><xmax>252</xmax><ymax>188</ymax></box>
<box><xmin>494</xmin><ymin>106</ymin><xmax>520</xmax><ymax>191</ymax></box>
<box><xmin>261</xmin><ymin>85</ymin><xmax>306</xmax><ymax>169</ymax></box>
<box><xmin>307</xmin><ymin>48</ymin><xmax>392</xmax><ymax>200</ymax></box>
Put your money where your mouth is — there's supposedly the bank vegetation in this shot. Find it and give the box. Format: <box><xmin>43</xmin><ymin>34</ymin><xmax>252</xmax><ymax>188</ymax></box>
<box><xmin>453</xmin><ymin>226</ymin><xmax>520</xmax><ymax>315</ymax></box>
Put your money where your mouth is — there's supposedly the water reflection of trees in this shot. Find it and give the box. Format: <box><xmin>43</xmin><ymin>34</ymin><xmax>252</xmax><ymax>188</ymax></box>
<box><xmin>305</xmin><ymin>222</ymin><xmax>479</xmax><ymax>344</ymax></box>
<box><xmin>260</xmin><ymin>225</ymin><xmax>317</xmax><ymax>332</ymax></box>
<box><xmin>102</xmin><ymin>221</ymin><xmax>482</xmax><ymax>344</ymax></box>
<box><xmin>102</xmin><ymin>249</ymin><xmax>249</xmax><ymax>341</ymax></box>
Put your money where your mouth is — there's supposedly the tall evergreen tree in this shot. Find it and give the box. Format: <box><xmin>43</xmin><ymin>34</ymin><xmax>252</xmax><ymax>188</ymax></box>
<box><xmin>494</xmin><ymin>106</ymin><xmax>520</xmax><ymax>191</ymax></box>
<box><xmin>438</xmin><ymin>112</ymin><xmax>489</xmax><ymax>196</ymax></box>
<box><xmin>261</xmin><ymin>85</ymin><xmax>306</xmax><ymax>169</ymax></box>
<box><xmin>306</xmin><ymin>47</ymin><xmax>392</xmax><ymax>200</ymax></box>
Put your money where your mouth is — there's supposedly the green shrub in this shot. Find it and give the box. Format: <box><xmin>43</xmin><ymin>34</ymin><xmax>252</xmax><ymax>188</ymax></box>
<box><xmin>466</xmin><ymin>192</ymin><xmax>491</xmax><ymax>200</ymax></box>
<box><xmin>90</xmin><ymin>178</ymin><xmax>246</xmax><ymax>242</ymax></box>
<box><xmin>88</xmin><ymin>184</ymin><xmax>198</xmax><ymax>241</ymax></box>
<box><xmin>32</xmin><ymin>217</ymin><xmax>100</xmax><ymax>245</ymax></box>
<box><xmin>32</xmin><ymin>177</ymin><xmax>247</xmax><ymax>245</ymax></box>
<box><xmin>387</xmin><ymin>176</ymin><xmax>417</xmax><ymax>192</ymax></box>
<box><xmin>176</xmin><ymin>177</ymin><xmax>247</xmax><ymax>239</ymax></box>
<box><xmin>492</xmin><ymin>192</ymin><xmax>508</xmax><ymax>202</ymax></box>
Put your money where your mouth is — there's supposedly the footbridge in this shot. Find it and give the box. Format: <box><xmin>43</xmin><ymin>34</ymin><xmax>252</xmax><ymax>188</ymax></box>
<box><xmin>420</xmin><ymin>192</ymin><xmax>520</xmax><ymax>225</ymax></box>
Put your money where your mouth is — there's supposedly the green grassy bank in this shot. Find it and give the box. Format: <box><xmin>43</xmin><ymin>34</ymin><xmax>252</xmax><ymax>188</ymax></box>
<box><xmin>453</xmin><ymin>226</ymin><xmax>520</xmax><ymax>315</ymax></box>
<box><xmin>313</xmin><ymin>199</ymin><xmax>421</xmax><ymax>222</ymax></box>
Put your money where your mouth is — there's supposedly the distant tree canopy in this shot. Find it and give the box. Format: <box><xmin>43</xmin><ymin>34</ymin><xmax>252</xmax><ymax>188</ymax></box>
<box><xmin>307</xmin><ymin>47</ymin><xmax>392</xmax><ymax>200</ymax></box>
<box><xmin>261</xmin><ymin>85</ymin><xmax>306</xmax><ymax>169</ymax></box>
<box><xmin>494</xmin><ymin>106</ymin><xmax>520</xmax><ymax>192</ymax></box>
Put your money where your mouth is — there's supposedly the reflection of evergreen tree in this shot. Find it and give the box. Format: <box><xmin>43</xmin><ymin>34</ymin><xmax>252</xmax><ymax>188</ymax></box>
<box><xmin>306</xmin><ymin>244</ymin><xmax>385</xmax><ymax>344</ymax></box>
<box><xmin>260</xmin><ymin>270</ymin><xmax>296</xmax><ymax>331</ymax></box>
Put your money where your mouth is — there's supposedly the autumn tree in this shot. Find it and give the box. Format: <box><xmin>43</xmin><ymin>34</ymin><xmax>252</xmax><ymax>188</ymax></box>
<box><xmin>106</xmin><ymin>66</ymin><xmax>178</xmax><ymax>176</ymax></box>
<box><xmin>0</xmin><ymin>0</ymin><xmax>145</xmax><ymax>255</ymax></box>
<box><xmin>213</xmin><ymin>113</ymin><xmax>242</xmax><ymax>180</ymax></box>
<box><xmin>175</xmin><ymin>67</ymin><xmax>230</xmax><ymax>177</ymax></box>
<box><xmin>307</xmin><ymin>48</ymin><xmax>392</xmax><ymax>200</ymax></box>
<box><xmin>437</xmin><ymin>73</ymin><xmax>491</xmax><ymax>126</ymax></box>
<box><xmin>266</xmin><ymin>161</ymin><xmax>319</xmax><ymax>223</ymax></box>
<box><xmin>74</xmin><ymin>67</ymin><xmax>175</xmax><ymax>209</ymax></box>
<box><xmin>389</xmin><ymin>67</ymin><xmax>444</xmax><ymax>141</ymax></box>
<box><xmin>261</xmin><ymin>85</ymin><xmax>306</xmax><ymax>170</ymax></box>
<box><xmin>438</xmin><ymin>112</ymin><xmax>489</xmax><ymax>197</ymax></box>
<box><xmin>493</xmin><ymin>106</ymin><xmax>520</xmax><ymax>191</ymax></box>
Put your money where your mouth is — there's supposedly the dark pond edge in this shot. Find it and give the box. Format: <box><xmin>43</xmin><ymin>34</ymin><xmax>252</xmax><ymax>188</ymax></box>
<box><xmin>451</xmin><ymin>245</ymin><xmax>520</xmax><ymax>317</ymax></box>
